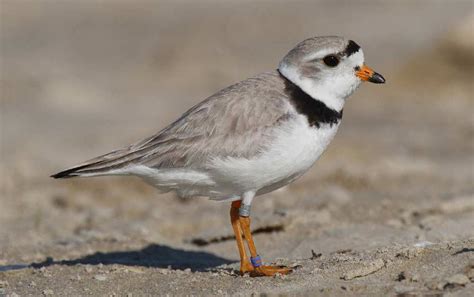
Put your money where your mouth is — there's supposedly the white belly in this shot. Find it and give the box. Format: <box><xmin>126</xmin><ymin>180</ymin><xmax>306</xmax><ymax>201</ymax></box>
<box><xmin>207</xmin><ymin>115</ymin><xmax>340</xmax><ymax>199</ymax></box>
<box><xmin>128</xmin><ymin>115</ymin><xmax>340</xmax><ymax>201</ymax></box>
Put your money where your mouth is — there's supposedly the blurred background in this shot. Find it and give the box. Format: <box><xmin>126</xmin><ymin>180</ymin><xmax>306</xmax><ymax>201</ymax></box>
<box><xmin>1</xmin><ymin>1</ymin><xmax>473</xmax><ymax>295</ymax></box>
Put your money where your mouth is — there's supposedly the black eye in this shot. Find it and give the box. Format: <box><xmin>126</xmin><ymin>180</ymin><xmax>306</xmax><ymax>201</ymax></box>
<box><xmin>323</xmin><ymin>55</ymin><xmax>339</xmax><ymax>67</ymax></box>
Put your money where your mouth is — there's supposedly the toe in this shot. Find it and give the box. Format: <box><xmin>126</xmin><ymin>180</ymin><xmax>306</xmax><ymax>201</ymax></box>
<box><xmin>251</xmin><ymin>265</ymin><xmax>292</xmax><ymax>277</ymax></box>
<box><xmin>240</xmin><ymin>262</ymin><xmax>255</xmax><ymax>275</ymax></box>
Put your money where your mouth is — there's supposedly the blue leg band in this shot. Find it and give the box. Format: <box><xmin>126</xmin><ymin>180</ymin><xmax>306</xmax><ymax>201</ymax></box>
<box><xmin>239</xmin><ymin>204</ymin><xmax>251</xmax><ymax>217</ymax></box>
<box><xmin>250</xmin><ymin>255</ymin><xmax>262</xmax><ymax>268</ymax></box>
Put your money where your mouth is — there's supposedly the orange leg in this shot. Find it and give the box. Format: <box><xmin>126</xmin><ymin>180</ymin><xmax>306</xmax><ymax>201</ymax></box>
<box><xmin>230</xmin><ymin>201</ymin><xmax>254</xmax><ymax>274</ymax></box>
<box><xmin>239</xmin><ymin>215</ymin><xmax>292</xmax><ymax>277</ymax></box>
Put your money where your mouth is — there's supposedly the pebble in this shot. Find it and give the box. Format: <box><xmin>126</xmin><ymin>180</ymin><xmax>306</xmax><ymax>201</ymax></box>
<box><xmin>43</xmin><ymin>289</ymin><xmax>54</xmax><ymax>296</ymax></box>
<box><xmin>126</xmin><ymin>267</ymin><xmax>144</xmax><ymax>274</ymax></box>
<box><xmin>274</xmin><ymin>273</ymin><xmax>288</xmax><ymax>280</ymax></box>
<box><xmin>436</xmin><ymin>282</ymin><xmax>448</xmax><ymax>291</ymax></box>
<box><xmin>466</xmin><ymin>267</ymin><xmax>474</xmax><ymax>280</ymax></box>
<box><xmin>70</xmin><ymin>275</ymin><xmax>81</xmax><ymax>281</ymax></box>
<box><xmin>290</xmin><ymin>261</ymin><xmax>302</xmax><ymax>268</ymax></box>
<box><xmin>217</xmin><ymin>270</ymin><xmax>231</xmax><ymax>276</ymax></box>
<box><xmin>0</xmin><ymin>280</ymin><xmax>8</xmax><ymax>288</ymax></box>
<box><xmin>396</xmin><ymin>247</ymin><xmax>424</xmax><ymax>259</ymax></box>
<box><xmin>396</xmin><ymin>271</ymin><xmax>406</xmax><ymax>281</ymax></box>
<box><xmin>397</xmin><ymin>271</ymin><xmax>419</xmax><ymax>282</ymax></box>
<box><xmin>94</xmin><ymin>274</ymin><xmax>108</xmax><ymax>281</ymax></box>
<box><xmin>9</xmin><ymin>292</ymin><xmax>20</xmax><ymax>297</ymax></box>
<box><xmin>341</xmin><ymin>259</ymin><xmax>385</xmax><ymax>280</ymax></box>
<box><xmin>85</xmin><ymin>266</ymin><xmax>93</xmax><ymax>273</ymax></box>
<box><xmin>38</xmin><ymin>267</ymin><xmax>52</xmax><ymax>278</ymax></box>
<box><xmin>410</xmin><ymin>273</ymin><xmax>419</xmax><ymax>282</ymax></box>
<box><xmin>159</xmin><ymin>269</ymin><xmax>169</xmax><ymax>275</ymax></box>
<box><xmin>311</xmin><ymin>250</ymin><xmax>322</xmax><ymax>259</ymax></box>
<box><xmin>394</xmin><ymin>285</ymin><xmax>417</xmax><ymax>295</ymax></box>
<box><xmin>445</xmin><ymin>273</ymin><xmax>470</xmax><ymax>286</ymax></box>
<box><xmin>426</xmin><ymin>280</ymin><xmax>446</xmax><ymax>291</ymax></box>
<box><xmin>426</xmin><ymin>273</ymin><xmax>470</xmax><ymax>291</ymax></box>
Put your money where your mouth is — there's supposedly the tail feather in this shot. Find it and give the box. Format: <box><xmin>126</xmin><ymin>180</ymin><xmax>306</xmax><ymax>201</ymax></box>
<box><xmin>50</xmin><ymin>147</ymin><xmax>136</xmax><ymax>179</ymax></box>
<box><xmin>51</xmin><ymin>134</ymin><xmax>166</xmax><ymax>179</ymax></box>
<box><xmin>51</xmin><ymin>164</ymin><xmax>92</xmax><ymax>179</ymax></box>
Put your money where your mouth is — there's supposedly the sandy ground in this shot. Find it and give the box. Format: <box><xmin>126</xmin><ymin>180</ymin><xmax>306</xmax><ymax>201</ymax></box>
<box><xmin>1</xmin><ymin>1</ymin><xmax>473</xmax><ymax>296</ymax></box>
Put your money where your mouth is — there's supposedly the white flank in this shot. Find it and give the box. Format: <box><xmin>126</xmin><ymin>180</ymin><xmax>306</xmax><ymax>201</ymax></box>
<box><xmin>207</xmin><ymin>114</ymin><xmax>340</xmax><ymax>200</ymax></box>
<box><xmin>115</xmin><ymin>114</ymin><xmax>339</xmax><ymax>202</ymax></box>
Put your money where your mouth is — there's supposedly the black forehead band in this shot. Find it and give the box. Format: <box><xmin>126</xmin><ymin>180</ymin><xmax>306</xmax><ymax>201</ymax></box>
<box><xmin>345</xmin><ymin>40</ymin><xmax>361</xmax><ymax>57</ymax></box>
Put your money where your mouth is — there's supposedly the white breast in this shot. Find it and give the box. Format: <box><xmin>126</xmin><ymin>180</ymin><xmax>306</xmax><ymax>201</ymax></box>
<box><xmin>124</xmin><ymin>114</ymin><xmax>340</xmax><ymax>201</ymax></box>
<box><xmin>208</xmin><ymin>114</ymin><xmax>340</xmax><ymax>198</ymax></box>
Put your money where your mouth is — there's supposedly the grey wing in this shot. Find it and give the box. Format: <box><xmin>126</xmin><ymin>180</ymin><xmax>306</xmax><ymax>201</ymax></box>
<box><xmin>52</xmin><ymin>71</ymin><xmax>292</xmax><ymax>178</ymax></box>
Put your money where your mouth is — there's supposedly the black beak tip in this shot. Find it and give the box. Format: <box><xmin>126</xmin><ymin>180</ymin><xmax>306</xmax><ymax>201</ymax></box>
<box><xmin>369</xmin><ymin>72</ymin><xmax>385</xmax><ymax>84</ymax></box>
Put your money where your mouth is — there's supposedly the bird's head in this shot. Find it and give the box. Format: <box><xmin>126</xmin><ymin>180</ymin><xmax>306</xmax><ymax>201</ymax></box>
<box><xmin>278</xmin><ymin>36</ymin><xmax>385</xmax><ymax>111</ymax></box>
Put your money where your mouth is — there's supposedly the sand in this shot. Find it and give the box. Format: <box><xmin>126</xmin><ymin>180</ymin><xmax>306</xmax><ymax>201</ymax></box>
<box><xmin>1</xmin><ymin>1</ymin><xmax>473</xmax><ymax>296</ymax></box>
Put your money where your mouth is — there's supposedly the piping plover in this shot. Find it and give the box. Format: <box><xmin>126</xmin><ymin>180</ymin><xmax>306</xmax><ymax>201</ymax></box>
<box><xmin>52</xmin><ymin>36</ymin><xmax>385</xmax><ymax>277</ymax></box>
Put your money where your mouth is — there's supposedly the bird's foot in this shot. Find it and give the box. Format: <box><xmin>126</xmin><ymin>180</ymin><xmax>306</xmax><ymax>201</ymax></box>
<box><xmin>239</xmin><ymin>261</ymin><xmax>255</xmax><ymax>275</ymax></box>
<box><xmin>248</xmin><ymin>265</ymin><xmax>292</xmax><ymax>277</ymax></box>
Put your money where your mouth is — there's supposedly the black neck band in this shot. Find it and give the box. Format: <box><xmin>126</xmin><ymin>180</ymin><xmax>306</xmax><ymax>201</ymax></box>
<box><xmin>279</xmin><ymin>71</ymin><xmax>343</xmax><ymax>128</ymax></box>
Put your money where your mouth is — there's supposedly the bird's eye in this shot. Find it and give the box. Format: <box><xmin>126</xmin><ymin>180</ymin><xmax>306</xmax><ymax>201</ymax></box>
<box><xmin>323</xmin><ymin>55</ymin><xmax>339</xmax><ymax>67</ymax></box>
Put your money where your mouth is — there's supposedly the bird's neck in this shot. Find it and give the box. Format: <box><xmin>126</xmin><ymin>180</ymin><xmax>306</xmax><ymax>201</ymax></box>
<box><xmin>278</xmin><ymin>71</ymin><xmax>343</xmax><ymax>128</ymax></box>
<box><xmin>277</xmin><ymin>67</ymin><xmax>345</xmax><ymax>112</ymax></box>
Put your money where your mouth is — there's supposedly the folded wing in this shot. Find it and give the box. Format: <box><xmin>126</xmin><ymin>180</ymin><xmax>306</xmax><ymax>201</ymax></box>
<box><xmin>51</xmin><ymin>71</ymin><xmax>292</xmax><ymax>178</ymax></box>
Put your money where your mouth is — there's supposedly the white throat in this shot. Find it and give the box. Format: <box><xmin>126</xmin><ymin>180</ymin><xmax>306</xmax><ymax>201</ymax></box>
<box><xmin>279</xmin><ymin>64</ymin><xmax>345</xmax><ymax>112</ymax></box>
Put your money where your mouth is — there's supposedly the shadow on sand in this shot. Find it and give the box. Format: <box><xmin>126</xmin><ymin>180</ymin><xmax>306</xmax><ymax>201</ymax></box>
<box><xmin>0</xmin><ymin>244</ymin><xmax>235</xmax><ymax>273</ymax></box>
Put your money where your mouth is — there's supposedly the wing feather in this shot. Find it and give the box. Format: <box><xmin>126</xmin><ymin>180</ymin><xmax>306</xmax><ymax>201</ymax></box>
<box><xmin>52</xmin><ymin>71</ymin><xmax>291</xmax><ymax>178</ymax></box>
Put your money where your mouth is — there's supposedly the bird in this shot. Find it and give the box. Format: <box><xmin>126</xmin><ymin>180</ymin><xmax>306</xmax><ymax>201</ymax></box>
<box><xmin>52</xmin><ymin>36</ymin><xmax>385</xmax><ymax>277</ymax></box>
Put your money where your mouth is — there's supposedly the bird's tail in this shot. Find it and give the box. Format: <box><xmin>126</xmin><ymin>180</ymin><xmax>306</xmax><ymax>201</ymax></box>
<box><xmin>50</xmin><ymin>147</ymin><xmax>138</xmax><ymax>179</ymax></box>
<box><xmin>51</xmin><ymin>163</ymin><xmax>98</xmax><ymax>179</ymax></box>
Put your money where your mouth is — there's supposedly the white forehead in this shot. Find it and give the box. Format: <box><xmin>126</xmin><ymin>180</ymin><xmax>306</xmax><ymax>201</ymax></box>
<box><xmin>304</xmin><ymin>46</ymin><xmax>365</xmax><ymax>66</ymax></box>
<box><xmin>346</xmin><ymin>49</ymin><xmax>365</xmax><ymax>67</ymax></box>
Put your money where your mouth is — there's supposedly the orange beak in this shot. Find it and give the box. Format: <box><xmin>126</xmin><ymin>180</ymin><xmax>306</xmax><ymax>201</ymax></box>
<box><xmin>356</xmin><ymin>64</ymin><xmax>385</xmax><ymax>84</ymax></box>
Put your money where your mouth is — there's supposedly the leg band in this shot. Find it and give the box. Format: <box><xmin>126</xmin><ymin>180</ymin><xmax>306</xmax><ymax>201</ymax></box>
<box><xmin>239</xmin><ymin>204</ymin><xmax>251</xmax><ymax>217</ymax></box>
<box><xmin>250</xmin><ymin>255</ymin><xmax>262</xmax><ymax>268</ymax></box>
